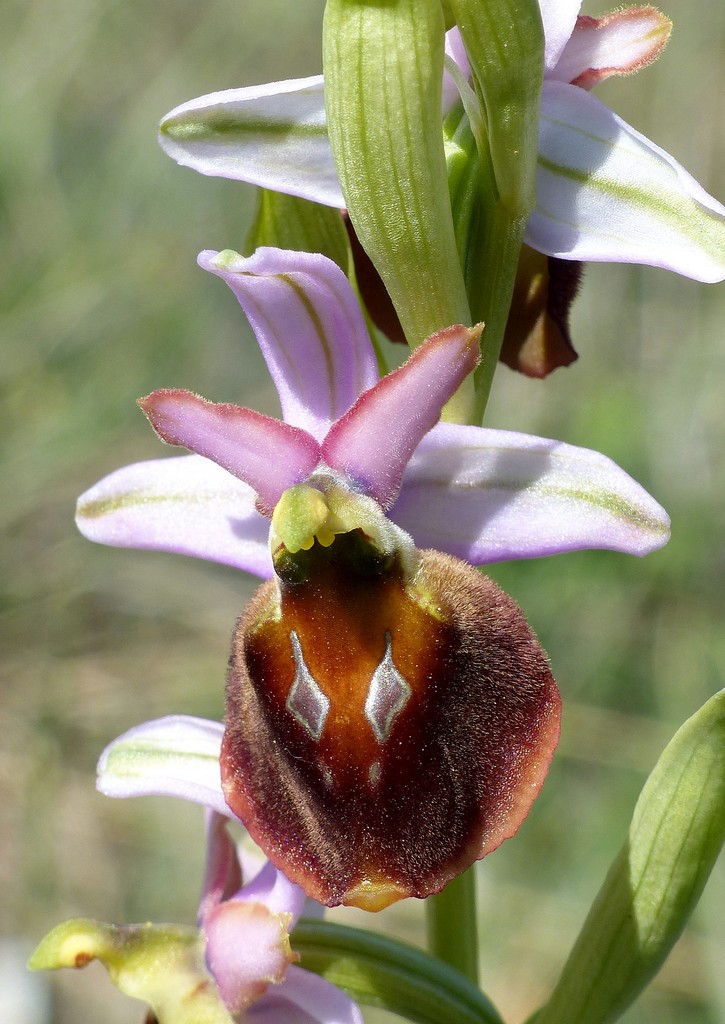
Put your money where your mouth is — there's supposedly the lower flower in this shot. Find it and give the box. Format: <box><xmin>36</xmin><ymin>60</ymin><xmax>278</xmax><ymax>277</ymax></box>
<box><xmin>29</xmin><ymin>812</ymin><xmax>362</xmax><ymax>1024</ymax></box>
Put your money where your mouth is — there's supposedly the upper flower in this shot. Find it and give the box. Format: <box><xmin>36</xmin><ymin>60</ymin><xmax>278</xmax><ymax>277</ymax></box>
<box><xmin>157</xmin><ymin>4</ymin><xmax>725</xmax><ymax>284</ymax></box>
<box><xmin>76</xmin><ymin>246</ymin><xmax>669</xmax><ymax>576</ymax></box>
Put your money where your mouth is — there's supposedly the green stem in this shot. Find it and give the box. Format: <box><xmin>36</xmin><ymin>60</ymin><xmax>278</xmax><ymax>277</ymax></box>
<box><xmin>470</xmin><ymin>203</ymin><xmax>527</xmax><ymax>419</ymax></box>
<box><xmin>293</xmin><ymin>918</ymin><xmax>500</xmax><ymax>1024</ymax></box>
<box><xmin>442</xmin><ymin>0</ymin><xmax>543</xmax><ymax>423</ymax></box>
<box><xmin>426</xmin><ymin>867</ymin><xmax>480</xmax><ymax>985</ymax></box>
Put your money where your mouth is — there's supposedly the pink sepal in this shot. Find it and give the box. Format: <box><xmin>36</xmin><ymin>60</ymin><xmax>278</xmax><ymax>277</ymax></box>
<box><xmin>198</xmin><ymin>812</ymin><xmax>243</xmax><ymax>928</ymax></box>
<box><xmin>198</xmin><ymin>248</ymin><xmax>379</xmax><ymax>441</ymax></box>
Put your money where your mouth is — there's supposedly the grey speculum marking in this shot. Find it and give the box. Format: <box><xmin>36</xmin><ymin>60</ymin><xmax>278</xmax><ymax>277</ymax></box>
<box><xmin>364</xmin><ymin>632</ymin><xmax>412</xmax><ymax>743</ymax></box>
<box><xmin>286</xmin><ymin>631</ymin><xmax>330</xmax><ymax>740</ymax></box>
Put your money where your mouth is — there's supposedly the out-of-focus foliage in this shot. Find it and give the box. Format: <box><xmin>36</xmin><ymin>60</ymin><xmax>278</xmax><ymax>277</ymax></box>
<box><xmin>1</xmin><ymin>1</ymin><xmax>723</xmax><ymax>1022</ymax></box>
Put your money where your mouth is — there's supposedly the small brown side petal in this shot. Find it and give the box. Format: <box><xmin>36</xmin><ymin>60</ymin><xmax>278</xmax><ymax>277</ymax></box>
<box><xmin>222</xmin><ymin>542</ymin><xmax>560</xmax><ymax>910</ymax></box>
<box><xmin>343</xmin><ymin>213</ymin><xmax>407</xmax><ymax>345</ymax></box>
<box><xmin>346</xmin><ymin>214</ymin><xmax>581</xmax><ymax>379</ymax></box>
<box><xmin>501</xmin><ymin>246</ymin><xmax>582</xmax><ymax>378</ymax></box>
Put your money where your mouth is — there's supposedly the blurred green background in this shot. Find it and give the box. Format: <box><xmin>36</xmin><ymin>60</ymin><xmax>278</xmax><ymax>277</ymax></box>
<box><xmin>1</xmin><ymin>1</ymin><xmax>724</xmax><ymax>1021</ymax></box>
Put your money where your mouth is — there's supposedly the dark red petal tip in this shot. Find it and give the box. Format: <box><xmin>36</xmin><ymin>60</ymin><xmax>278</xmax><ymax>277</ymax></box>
<box><xmin>222</xmin><ymin>541</ymin><xmax>560</xmax><ymax>910</ymax></box>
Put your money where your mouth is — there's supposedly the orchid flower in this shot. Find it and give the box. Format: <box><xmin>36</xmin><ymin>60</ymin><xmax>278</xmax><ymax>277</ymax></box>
<box><xmin>30</xmin><ymin>796</ymin><xmax>362</xmax><ymax>1024</ymax></box>
<box><xmin>158</xmin><ymin>4</ymin><xmax>725</xmax><ymax>284</ymax></box>
<box><xmin>76</xmin><ymin>246</ymin><xmax>669</xmax><ymax>911</ymax></box>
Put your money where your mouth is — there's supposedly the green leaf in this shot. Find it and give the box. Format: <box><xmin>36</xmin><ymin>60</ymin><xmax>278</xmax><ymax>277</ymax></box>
<box><xmin>293</xmin><ymin>919</ymin><xmax>503</xmax><ymax>1024</ymax></box>
<box><xmin>533</xmin><ymin>689</ymin><xmax>725</xmax><ymax>1024</ymax></box>
<box><xmin>443</xmin><ymin>0</ymin><xmax>544</xmax><ymax>419</ymax></box>
<box><xmin>245</xmin><ymin>189</ymin><xmax>352</xmax><ymax>273</ymax></box>
<box><xmin>447</xmin><ymin>0</ymin><xmax>543</xmax><ymax>217</ymax></box>
<box><xmin>323</xmin><ymin>0</ymin><xmax>472</xmax><ymax>370</ymax></box>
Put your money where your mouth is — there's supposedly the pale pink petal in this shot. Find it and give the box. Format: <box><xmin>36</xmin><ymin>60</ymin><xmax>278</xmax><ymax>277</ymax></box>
<box><xmin>199</xmin><ymin>248</ymin><xmax>379</xmax><ymax>441</ymax></box>
<box><xmin>205</xmin><ymin>900</ymin><xmax>293</xmax><ymax>1015</ymax></box>
<box><xmin>236</xmin><ymin>861</ymin><xmax>307</xmax><ymax>925</ymax></box>
<box><xmin>96</xmin><ymin>715</ymin><xmax>230</xmax><ymax>817</ymax></box>
<box><xmin>248</xmin><ymin>966</ymin><xmax>364</xmax><ymax>1024</ymax></box>
<box><xmin>159</xmin><ymin>77</ymin><xmax>343</xmax><ymax>207</ymax></box>
<box><xmin>391</xmin><ymin>422</ymin><xmax>670</xmax><ymax>562</ymax></box>
<box><xmin>140</xmin><ymin>390</ymin><xmax>321</xmax><ymax>515</ymax></box>
<box><xmin>529</xmin><ymin>82</ymin><xmax>725</xmax><ymax>281</ymax></box>
<box><xmin>442</xmin><ymin>28</ymin><xmax>471</xmax><ymax>112</ymax></box>
<box><xmin>238</xmin><ymin>849</ymin><xmax>324</xmax><ymax>923</ymax></box>
<box><xmin>76</xmin><ymin>454</ymin><xmax>273</xmax><ymax>577</ymax></box>
<box><xmin>538</xmin><ymin>0</ymin><xmax>582</xmax><ymax>74</ymax></box>
<box><xmin>322</xmin><ymin>325</ymin><xmax>480</xmax><ymax>509</ymax></box>
<box><xmin>551</xmin><ymin>7</ymin><xmax>671</xmax><ymax>89</ymax></box>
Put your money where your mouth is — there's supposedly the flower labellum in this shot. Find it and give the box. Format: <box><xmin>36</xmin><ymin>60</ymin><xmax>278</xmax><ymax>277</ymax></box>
<box><xmin>222</xmin><ymin>495</ymin><xmax>561</xmax><ymax>910</ymax></box>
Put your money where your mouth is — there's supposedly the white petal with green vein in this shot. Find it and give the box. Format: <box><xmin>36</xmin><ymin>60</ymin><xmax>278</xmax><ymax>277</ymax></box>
<box><xmin>76</xmin><ymin>453</ymin><xmax>273</xmax><ymax>577</ymax></box>
<box><xmin>97</xmin><ymin>715</ymin><xmax>229</xmax><ymax>816</ymax></box>
<box><xmin>392</xmin><ymin>422</ymin><xmax>670</xmax><ymax>563</ymax></box>
<box><xmin>159</xmin><ymin>77</ymin><xmax>343</xmax><ymax>207</ymax></box>
<box><xmin>530</xmin><ymin>81</ymin><xmax>725</xmax><ymax>280</ymax></box>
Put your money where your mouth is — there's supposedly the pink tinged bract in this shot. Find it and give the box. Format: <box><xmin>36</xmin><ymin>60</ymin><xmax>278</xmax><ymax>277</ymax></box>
<box><xmin>199</xmin><ymin>248</ymin><xmax>379</xmax><ymax>441</ymax></box>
